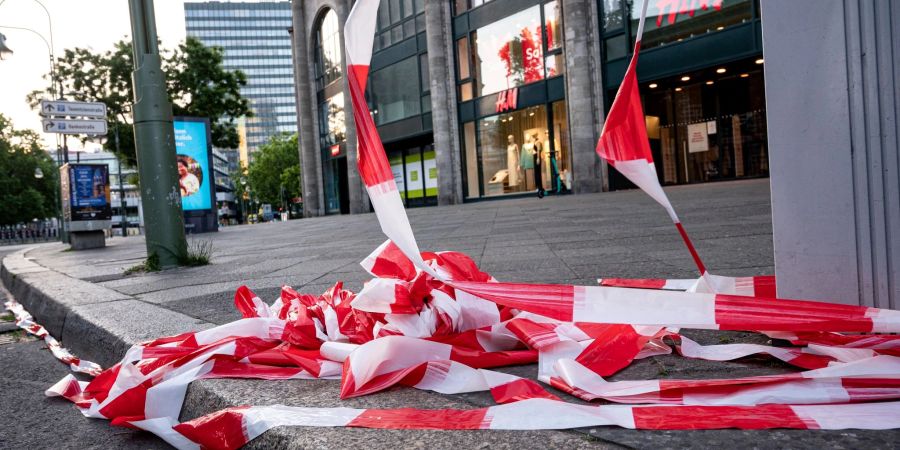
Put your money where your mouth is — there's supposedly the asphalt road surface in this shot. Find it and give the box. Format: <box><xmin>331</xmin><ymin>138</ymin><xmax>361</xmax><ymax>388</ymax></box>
<box><xmin>0</xmin><ymin>245</ymin><xmax>167</xmax><ymax>450</ymax></box>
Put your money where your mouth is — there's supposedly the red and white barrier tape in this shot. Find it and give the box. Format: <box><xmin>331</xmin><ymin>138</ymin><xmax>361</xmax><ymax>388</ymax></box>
<box><xmin>40</xmin><ymin>0</ymin><xmax>900</xmax><ymax>448</ymax></box>
<box><xmin>4</xmin><ymin>298</ymin><xmax>102</xmax><ymax>376</ymax></box>
<box><xmin>170</xmin><ymin>400</ymin><xmax>900</xmax><ymax>450</ymax></box>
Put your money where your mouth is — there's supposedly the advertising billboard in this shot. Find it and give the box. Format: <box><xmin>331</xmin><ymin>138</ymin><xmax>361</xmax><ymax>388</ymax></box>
<box><xmin>174</xmin><ymin>119</ymin><xmax>213</xmax><ymax>211</ymax></box>
<box><xmin>61</xmin><ymin>163</ymin><xmax>112</xmax><ymax>222</ymax></box>
<box><xmin>174</xmin><ymin>117</ymin><xmax>217</xmax><ymax>233</ymax></box>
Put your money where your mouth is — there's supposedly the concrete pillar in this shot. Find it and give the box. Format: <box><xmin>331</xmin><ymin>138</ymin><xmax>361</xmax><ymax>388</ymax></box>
<box><xmin>562</xmin><ymin>0</ymin><xmax>604</xmax><ymax>193</ymax></box>
<box><xmin>424</xmin><ymin>0</ymin><xmax>463</xmax><ymax>205</ymax></box>
<box><xmin>290</xmin><ymin>0</ymin><xmax>323</xmax><ymax>217</ymax></box>
<box><xmin>763</xmin><ymin>0</ymin><xmax>900</xmax><ymax>308</ymax></box>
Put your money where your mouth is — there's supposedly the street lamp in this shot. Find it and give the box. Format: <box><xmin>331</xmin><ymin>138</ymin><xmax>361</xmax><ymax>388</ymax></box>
<box><xmin>34</xmin><ymin>167</ymin><xmax>44</xmax><ymax>178</ymax></box>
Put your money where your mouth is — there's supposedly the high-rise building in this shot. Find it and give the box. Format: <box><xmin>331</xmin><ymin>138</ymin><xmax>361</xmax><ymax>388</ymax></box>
<box><xmin>184</xmin><ymin>1</ymin><xmax>297</xmax><ymax>163</ymax></box>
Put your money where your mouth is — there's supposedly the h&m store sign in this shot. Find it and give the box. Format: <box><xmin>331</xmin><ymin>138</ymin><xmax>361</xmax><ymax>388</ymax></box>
<box><xmin>495</xmin><ymin>88</ymin><xmax>519</xmax><ymax>113</ymax></box>
<box><xmin>653</xmin><ymin>0</ymin><xmax>724</xmax><ymax>27</ymax></box>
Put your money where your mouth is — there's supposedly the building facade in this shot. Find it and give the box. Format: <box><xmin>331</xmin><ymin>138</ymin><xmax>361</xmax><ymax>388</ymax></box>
<box><xmin>184</xmin><ymin>1</ymin><xmax>297</xmax><ymax>163</ymax></box>
<box><xmin>292</xmin><ymin>0</ymin><xmax>768</xmax><ymax>215</ymax></box>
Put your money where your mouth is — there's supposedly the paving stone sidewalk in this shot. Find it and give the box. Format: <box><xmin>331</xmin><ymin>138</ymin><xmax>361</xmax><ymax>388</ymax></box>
<box><xmin>4</xmin><ymin>179</ymin><xmax>898</xmax><ymax>449</ymax></box>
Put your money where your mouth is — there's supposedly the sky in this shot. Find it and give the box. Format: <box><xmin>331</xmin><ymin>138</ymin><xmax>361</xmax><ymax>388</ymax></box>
<box><xmin>0</xmin><ymin>0</ymin><xmax>188</xmax><ymax>150</ymax></box>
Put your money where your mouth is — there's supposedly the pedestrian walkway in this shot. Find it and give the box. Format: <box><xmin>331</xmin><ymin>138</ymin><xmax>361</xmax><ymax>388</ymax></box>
<box><xmin>29</xmin><ymin>179</ymin><xmax>775</xmax><ymax>325</ymax></box>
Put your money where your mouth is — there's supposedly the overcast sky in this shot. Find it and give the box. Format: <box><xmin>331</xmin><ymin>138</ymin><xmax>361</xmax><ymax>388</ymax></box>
<box><xmin>0</xmin><ymin>0</ymin><xmax>189</xmax><ymax>150</ymax></box>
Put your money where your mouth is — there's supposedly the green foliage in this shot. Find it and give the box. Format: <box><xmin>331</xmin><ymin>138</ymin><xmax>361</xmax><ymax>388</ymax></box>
<box><xmin>124</xmin><ymin>252</ymin><xmax>161</xmax><ymax>275</ymax></box>
<box><xmin>27</xmin><ymin>37</ymin><xmax>252</xmax><ymax>167</ymax></box>
<box><xmin>179</xmin><ymin>238</ymin><xmax>214</xmax><ymax>267</ymax></box>
<box><xmin>0</xmin><ymin>114</ymin><xmax>58</xmax><ymax>225</ymax></box>
<box><xmin>247</xmin><ymin>133</ymin><xmax>301</xmax><ymax>206</ymax></box>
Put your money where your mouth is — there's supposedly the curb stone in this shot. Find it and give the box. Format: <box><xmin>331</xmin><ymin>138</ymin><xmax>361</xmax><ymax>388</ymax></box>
<box><xmin>1</xmin><ymin>249</ymin><xmax>209</xmax><ymax>367</ymax></box>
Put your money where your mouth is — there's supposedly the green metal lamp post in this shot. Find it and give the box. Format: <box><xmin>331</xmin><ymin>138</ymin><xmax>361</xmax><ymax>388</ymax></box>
<box><xmin>128</xmin><ymin>0</ymin><xmax>187</xmax><ymax>267</ymax></box>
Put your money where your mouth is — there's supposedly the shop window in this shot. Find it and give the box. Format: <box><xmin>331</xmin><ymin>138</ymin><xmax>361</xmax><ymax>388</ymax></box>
<box><xmin>403</xmin><ymin>19</ymin><xmax>415</xmax><ymax>38</ymax></box>
<box><xmin>463</xmin><ymin>122</ymin><xmax>479</xmax><ymax>198</ymax></box>
<box><xmin>419</xmin><ymin>53</ymin><xmax>430</xmax><ymax>92</ymax></box>
<box><xmin>550</xmin><ymin>101</ymin><xmax>571</xmax><ymax>191</ymax></box>
<box><xmin>369</xmin><ymin>56</ymin><xmax>421</xmax><ymax>125</ymax></box>
<box><xmin>457</xmin><ymin>37</ymin><xmax>470</xmax><ymax>79</ymax></box>
<box><xmin>375</xmin><ymin>0</ymin><xmax>424</xmax><ymax>51</ymax></box>
<box><xmin>377</xmin><ymin>2</ymin><xmax>391</xmax><ymax>30</ymax></box>
<box><xmin>472</xmin><ymin>6</ymin><xmax>544</xmax><ymax>97</ymax></box>
<box><xmin>389</xmin><ymin>153</ymin><xmax>407</xmax><ymax>204</ymax></box>
<box><xmin>601</xmin><ymin>0</ymin><xmax>624</xmax><ymax>32</ymax></box>
<box><xmin>421</xmin><ymin>93</ymin><xmax>431</xmax><ymax>113</ymax></box>
<box><xmin>459</xmin><ymin>82</ymin><xmax>474</xmax><ymax>102</ymax></box>
<box><xmin>544</xmin><ymin>1</ymin><xmax>563</xmax><ymax>51</ymax></box>
<box><xmin>631</xmin><ymin>0</ymin><xmax>753</xmax><ymax>48</ymax></box>
<box><xmin>604</xmin><ymin>35</ymin><xmax>628</xmax><ymax>60</ymax></box>
<box><xmin>318</xmin><ymin>92</ymin><xmax>346</xmax><ymax>147</ymax></box>
<box><xmin>390</xmin><ymin>0</ymin><xmax>402</xmax><ymax>22</ymax></box>
<box><xmin>478</xmin><ymin>105</ymin><xmax>548</xmax><ymax>196</ymax></box>
<box><xmin>545</xmin><ymin>53</ymin><xmax>565</xmax><ymax>77</ymax></box>
<box><xmin>313</xmin><ymin>9</ymin><xmax>342</xmax><ymax>89</ymax></box>
<box><xmin>636</xmin><ymin>63</ymin><xmax>768</xmax><ymax>189</ymax></box>
<box><xmin>454</xmin><ymin>0</ymin><xmax>468</xmax><ymax>16</ymax></box>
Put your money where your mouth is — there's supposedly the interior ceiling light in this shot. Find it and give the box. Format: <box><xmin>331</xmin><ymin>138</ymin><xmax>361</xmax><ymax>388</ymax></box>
<box><xmin>740</xmin><ymin>73</ymin><xmax>749</xmax><ymax>78</ymax></box>
<box><xmin>649</xmin><ymin>83</ymin><xmax>658</xmax><ymax>88</ymax></box>
<box><xmin>675</xmin><ymin>87</ymin><xmax>682</xmax><ymax>92</ymax></box>
<box><xmin>716</xmin><ymin>68</ymin><xmax>726</xmax><ymax>74</ymax></box>
<box><xmin>680</xmin><ymin>76</ymin><xmax>690</xmax><ymax>81</ymax></box>
<box><xmin>706</xmin><ymin>81</ymin><xmax>714</xmax><ymax>85</ymax></box>
<box><xmin>755</xmin><ymin>58</ymin><xmax>764</xmax><ymax>64</ymax></box>
<box><xmin>716</xmin><ymin>26</ymin><xmax>724</xmax><ymax>30</ymax></box>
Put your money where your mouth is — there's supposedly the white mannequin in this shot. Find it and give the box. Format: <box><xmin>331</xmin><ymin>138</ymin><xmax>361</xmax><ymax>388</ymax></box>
<box><xmin>521</xmin><ymin>134</ymin><xmax>536</xmax><ymax>190</ymax></box>
<box><xmin>506</xmin><ymin>134</ymin><xmax>519</xmax><ymax>187</ymax></box>
<box><xmin>541</xmin><ymin>132</ymin><xmax>552</xmax><ymax>190</ymax></box>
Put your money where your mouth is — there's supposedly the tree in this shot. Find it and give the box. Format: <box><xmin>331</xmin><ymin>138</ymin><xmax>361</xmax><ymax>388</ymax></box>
<box><xmin>247</xmin><ymin>133</ymin><xmax>301</xmax><ymax>207</ymax></box>
<box><xmin>27</xmin><ymin>37</ymin><xmax>252</xmax><ymax>167</ymax></box>
<box><xmin>0</xmin><ymin>114</ymin><xmax>58</xmax><ymax>225</ymax></box>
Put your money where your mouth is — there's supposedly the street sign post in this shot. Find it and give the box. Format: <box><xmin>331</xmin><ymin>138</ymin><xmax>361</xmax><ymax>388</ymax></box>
<box><xmin>42</xmin><ymin>118</ymin><xmax>108</xmax><ymax>135</ymax></box>
<box><xmin>40</xmin><ymin>99</ymin><xmax>107</xmax><ymax>118</ymax></box>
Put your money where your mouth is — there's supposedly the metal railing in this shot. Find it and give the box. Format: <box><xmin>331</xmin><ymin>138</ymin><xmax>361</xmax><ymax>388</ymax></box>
<box><xmin>0</xmin><ymin>221</ymin><xmax>60</xmax><ymax>246</ymax></box>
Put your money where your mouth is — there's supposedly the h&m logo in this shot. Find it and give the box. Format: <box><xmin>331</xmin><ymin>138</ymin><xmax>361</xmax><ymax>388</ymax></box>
<box><xmin>495</xmin><ymin>88</ymin><xmax>518</xmax><ymax>113</ymax></box>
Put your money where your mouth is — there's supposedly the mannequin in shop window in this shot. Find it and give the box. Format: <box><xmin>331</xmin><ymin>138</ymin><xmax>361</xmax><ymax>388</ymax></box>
<box><xmin>541</xmin><ymin>131</ymin><xmax>553</xmax><ymax>191</ymax></box>
<box><xmin>506</xmin><ymin>134</ymin><xmax>520</xmax><ymax>189</ymax></box>
<box><xmin>521</xmin><ymin>134</ymin><xmax>536</xmax><ymax>190</ymax></box>
<box><xmin>531</xmin><ymin>133</ymin><xmax>543</xmax><ymax>195</ymax></box>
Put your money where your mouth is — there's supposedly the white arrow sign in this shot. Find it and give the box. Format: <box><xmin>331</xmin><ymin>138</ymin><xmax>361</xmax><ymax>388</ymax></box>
<box><xmin>40</xmin><ymin>100</ymin><xmax>107</xmax><ymax>118</ymax></box>
<box><xmin>42</xmin><ymin>118</ymin><xmax>108</xmax><ymax>135</ymax></box>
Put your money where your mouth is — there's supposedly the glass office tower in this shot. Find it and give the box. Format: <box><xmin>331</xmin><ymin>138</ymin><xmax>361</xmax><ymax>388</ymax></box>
<box><xmin>184</xmin><ymin>1</ymin><xmax>297</xmax><ymax>162</ymax></box>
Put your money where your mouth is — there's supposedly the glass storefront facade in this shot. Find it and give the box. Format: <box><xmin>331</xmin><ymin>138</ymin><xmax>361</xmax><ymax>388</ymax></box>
<box><xmin>455</xmin><ymin>0</ymin><xmax>570</xmax><ymax>199</ymax></box>
<box><xmin>600</xmin><ymin>0</ymin><xmax>767</xmax><ymax>189</ymax></box>
<box><xmin>369</xmin><ymin>0</ymin><xmax>436</xmax><ymax>208</ymax></box>
<box><xmin>388</xmin><ymin>144</ymin><xmax>438</xmax><ymax>207</ymax></box>
<box><xmin>315</xmin><ymin>9</ymin><xmax>349</xmax><ymax>214</ymax></box>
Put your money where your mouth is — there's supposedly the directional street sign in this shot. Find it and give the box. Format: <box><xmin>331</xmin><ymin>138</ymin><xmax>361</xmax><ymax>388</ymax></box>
<box><xmin>42</xmin><ymin>118</ymin><xmax>108</xmax><ymax>135</ymax></box>
<box><xmin>40</xmin><ymin>100</ymin><xmax>107</xmax><ymax>119</ymax></box>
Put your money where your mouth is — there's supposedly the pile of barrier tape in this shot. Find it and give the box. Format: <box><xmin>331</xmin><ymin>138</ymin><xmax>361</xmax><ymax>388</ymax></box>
<box><xmin>41</xmin><ymin>0</ymin><xmax>900</xmax><ymax>448</ymax></box>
